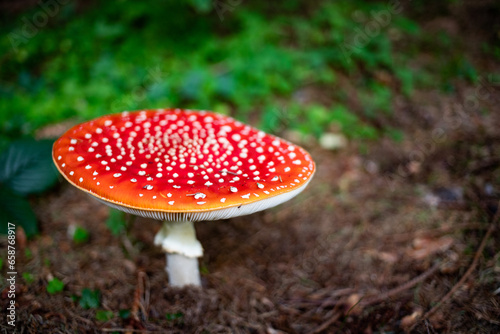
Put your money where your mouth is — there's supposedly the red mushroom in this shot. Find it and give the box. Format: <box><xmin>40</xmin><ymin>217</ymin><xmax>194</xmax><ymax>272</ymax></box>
<box><xmin>52</xmin><ymin>109</ymin><xmax>315</xmax><ymax>287</ymax></box>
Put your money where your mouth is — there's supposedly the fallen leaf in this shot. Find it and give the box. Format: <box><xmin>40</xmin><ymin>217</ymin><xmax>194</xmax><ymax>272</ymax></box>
<box><xmin>345</xmin><ymin>293</ymin><xmax>363</xmax><ymax>316</ymax></box>
<box><xmin>407</xmin><ymin>236</ymin><xmax>454</xmax><ymax>260</ymax></box>
<box><xmin>400</xmin><ymin>308</ymin><xmax>423</xmax><ymax>330</ymax></box>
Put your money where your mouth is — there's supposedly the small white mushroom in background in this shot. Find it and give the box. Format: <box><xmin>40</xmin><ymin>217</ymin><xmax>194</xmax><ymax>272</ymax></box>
<box><xmin>319</xmin><ymin>132</ymin><xmax>347</xmax><ymax>150</ymax></box>
<box><xmin>52</xmin><ymin>108</ymin><xmax>316</xmax><ymax>288</ymax></box>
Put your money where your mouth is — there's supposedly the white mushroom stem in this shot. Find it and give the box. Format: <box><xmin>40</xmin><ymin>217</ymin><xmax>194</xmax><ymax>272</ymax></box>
<box><xmin>154</xmin><ymin>220</ymin><xmax>203</xmax><ymax>287</ymax></box>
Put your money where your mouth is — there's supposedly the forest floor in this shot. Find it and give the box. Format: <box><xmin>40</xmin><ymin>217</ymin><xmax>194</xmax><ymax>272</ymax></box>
<box><xmin>1</xmin><ymin>77</ymin><xmax>500</xmax><ymax>334</ymax></box>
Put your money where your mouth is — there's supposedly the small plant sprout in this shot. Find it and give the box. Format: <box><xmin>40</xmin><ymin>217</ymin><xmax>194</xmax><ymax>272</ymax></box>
<box><xmin>52</xmin><ymin>109</ymin><xmax>315</xmax><ymax>287</ymax></box>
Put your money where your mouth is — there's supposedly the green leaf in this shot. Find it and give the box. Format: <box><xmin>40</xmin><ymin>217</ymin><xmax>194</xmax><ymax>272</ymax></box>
<box><xmin>96</xmin><ymin>310</ymin><xmax>114</xmax><ymax>322</ymax></box>
<box><xmin>106</xmin><ymin>209</ymin><xmax>127</xmax><ymax>235</ymax></box>
<box><xmin>80</xmin><ymin>288</ymin><xmax>101</xmax><ymax>309</ymax></box>
<box><xmin>165</xmin><ymin>312</ymin><xmax>183</xmax><ymax>321</ymax></box>
<box><xmin>0</xmin><ymin>186</ymin><xmax>38</xmax><ymax>237</ymax></box>
<box><xmin>119</xmin><ymin>309</ymin><xmax>131</xmax><ymax>319</ymax></box>
<box><xmin>0</xmin><ymin>139</ymin><xmax>58</xmax><ymax>196</ymax></box>
<box><xmin>23</xmin><ymin>272</ymin><xmax>35</xmax><ymax>284</ymax></box>
<box><xmin>47</xmin><ymin>277</ymin><xmax>65</xmax><ymax>294</ymax></box>
<box><xmin>73</xmin><ymin>226</ymin><xmax>90</xmax><ymax>244</ymax></box>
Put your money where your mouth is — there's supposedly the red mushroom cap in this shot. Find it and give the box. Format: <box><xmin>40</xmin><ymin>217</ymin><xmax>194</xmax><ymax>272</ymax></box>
<box><xmin>52</xmin><ymin>109</ymin><xmax>315</xmax><ymax>221</ymax></box>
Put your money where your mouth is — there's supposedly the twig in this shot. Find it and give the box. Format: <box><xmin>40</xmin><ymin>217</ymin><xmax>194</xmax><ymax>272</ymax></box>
<box><xmin>419</xmin><ymin>223</ymin><xmax>495</xmax><ymax>322</ymax></box>
<box><xmin>361</xmin><ymin>261</ymin><xmax>442</xmax><ymax>306</ymax></box>
<box><xmin>131</xmin><ymin>271</ymin><xmax>150</xmax><ymax>323</ymax></box>
<box><xmin>307</xmin><ymin>311</ymin><xmax>341</xmax><ymax>334</ymax></box>
<box><xmin>411</xmin><ymin>200</ymin><xmax>499</xmax><ymax>331</ymax></box>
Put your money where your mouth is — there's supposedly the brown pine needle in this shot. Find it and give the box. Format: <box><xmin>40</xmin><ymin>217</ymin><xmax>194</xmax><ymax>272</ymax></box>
<box><xmin>361</xmin><ymin>260</ymin><xmax>443</xmax><ymax>306</ymax></box>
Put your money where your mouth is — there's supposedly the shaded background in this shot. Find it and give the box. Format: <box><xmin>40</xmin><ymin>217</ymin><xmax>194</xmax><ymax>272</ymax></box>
<box><xmin>1</xmin><ymin>0</ymin><xmax>500</xmax><ymax>333</ymax></box>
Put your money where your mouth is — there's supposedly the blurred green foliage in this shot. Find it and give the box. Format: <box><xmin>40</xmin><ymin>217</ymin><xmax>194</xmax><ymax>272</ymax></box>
<box><xmin>23</xmin><ymin>272</ymin><xmax>35</xmax><ymax>284</ymax></box>
<box><xmin>0</xmin><ymin>0</ymin><xmax>483</xmax><ymax>147</ymax></box>
<box><xmin>95</xmin><ymin>310</ymin><xmax>114</xmax><ymax>322</ymax></box>
<box><xmin>46</xmin><ymin>277</ymin><xmax>65</xmax><ymax>294</ymax></box>
<box><xmin>79</xmin><ymin>288</ymin><xmax>101</xmax><ymax>309</ymax></box>
<box><xmin>72</xmin><ymin>225</ymin><xmax>90</xmax><ymax>244</ymax></box>
<box><xmin>106</xmin><ymin>209</ymin><xmax>127</xmax><ymax>236</ymax></box>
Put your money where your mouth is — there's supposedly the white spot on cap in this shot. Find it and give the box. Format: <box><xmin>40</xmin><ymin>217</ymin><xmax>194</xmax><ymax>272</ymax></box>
<box><xmin>194</xmin><ymin>193</ymin><xmax>206</xmax><ymax>199</ymax></box>
<box><xmin>77</xmin><ymin>156</ymin><xmax>84</xmax><ymax>162</ymax></box>
<box><xmin>70</xmin><ymin>139</ymin><xmax>77</xmax><ymax>144</ymax></box>
<box><xmin>57</xmin><ymin>156</ymin><xmax>62</xmax><ymax>161</ymax></box>
<box><xmin>230</xmin><ymin>186</ymin><xmax>238</xmax><ymax>193</ymax></box>
<box><xmin>156</xmin><ymin>173</ymin><xmax>163</xmax><ymax>178</ymax></box>
<box><xmin>114</xmin><ymin>173</ymin><xmax>121</xmax><ymax>177</ymax></box>
<box><xmin>293</xmin><ymin>160</ymin><xmax>301</xmax><ymax>165</ymax></box>
<box><xmin>96</xmin><ymin>128</ymin><xmax>103</xmax><ymax>134</ymax></box>
<box><xmin>138</xmin><ymin>171</ymin><xmax>146</xmax><ymax>176</ymax></box>
<box><xmin>104</xmin><ymin>120</ymin><xmax>112</xmax><ymax>126</ymax></box>
<box><xmin>232</xmin><ymin>134</ymin><xmax>241</xmax><ymax>141</ymax></box>
<box><xmin>141</xmin><ymin>163</ymin><xmax>148</xmax><ymax>168</ymax></box>
<box><xmin>241</xmin><ymin>193</ymin><xmax>251</xmax><ymax>199</ymax></box>
<box><xmin>271</xmin><ymin>176</ymin><xmax>279</xmax><ymax>181</ymax></box>
<box><xmin>79</xmin><ymin>177</ymin><xmax>83</xmax><ymax>182</ymax></box>
<box><xmin>168</xmin><ymin>201</ymin><xmax>175</xmax><ymax>205</ymax></box>
<box><xmin>167</xmin><ymin>193</ymin><xmax>172</xmax><ymax>197</ymax></box>
<box><xmin>197</xmin><ymin>201</ymin><xmax>206</xmax><ymax>205</ymax></box>
<box><xmin>205</xmin><ymin>181</ymin><xmax>213</xmax><ymax>186</ymax></box>
<box><xmin>85</xmin><ymin>133</ymin><xmax>91</xmax><ymax>139</ymax></box>
<box><xmin>187</xmin><ymin>180</ymin><xmax>195</xmax><ymax>185</ymax></box>
<box><xmin>88</xmin><ymin>147</ymin><xmax>95</xmax><ymax>152</ymax></box>
<box><xmin>220</xmin><ymin>198</ymin><xmax>226</xmax><ymax>203</ymax></box>
<box><xmin>85</xmin><ymin>165</ymin><xmax>91</xmax><ymax>169</ymax></box>
<box><xmin>257</xmin><ymin>183</ymin><xmax>264</xmax><ymax>189</ymax></box>
<box><xmin>146</xmin><ymin>185</ymin><xmax>153</xmax><ymax>190</ymax></box>
<box><xmin>131</xmin><ymin>178</ymin><xmax>137</xmax><ymax>182</ymax></box>
<box><xmin>70</xmin><ymin>171</ymin><xmax>74</xmax><ymax>175</ymax></box>
<box><xmin>139</xmin><ymin>194</ymin><xmax>143</xmax><ymax>197</ymax></box>
<box><xmin>69</xmin><ymin>147</ymin><xmax>75</xmax><ymax>151</ymax></box>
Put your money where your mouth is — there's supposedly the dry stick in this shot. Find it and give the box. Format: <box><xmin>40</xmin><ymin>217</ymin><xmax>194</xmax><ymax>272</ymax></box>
<box><xmin>410</xmin><ymin>201</ymin><xmax>499</xmax><ymax>332</ymax></box>
<box><xmin>131</xmin><ymin>271</ymin><xmax>149</xmax><ymax>323</ymax></box>
<box><xmin>416</xmin><ymin>222</ymin><xmax>495</xmax><ymax>324</ymax></box>
<box><xmin>307</xmin><ymin>311</ymin><xmax>342</xmax><ymax>334</ymax></box>
<box><xmin>361</xmin><ymin>260</ymin><xmax>443</xmax><ymax>306</ymax></box>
